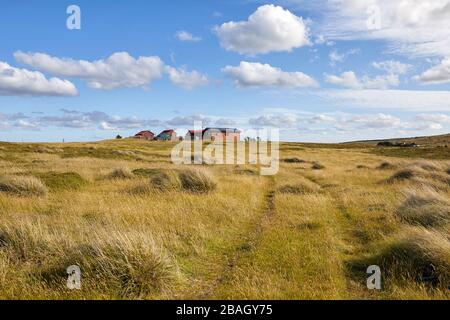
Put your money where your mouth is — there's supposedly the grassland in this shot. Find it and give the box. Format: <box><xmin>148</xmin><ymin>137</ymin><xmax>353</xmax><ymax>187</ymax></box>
<box><xmin>0</xmin><ymin>139</ymin><xmax>449</xmax><ymax>299</ymax></box>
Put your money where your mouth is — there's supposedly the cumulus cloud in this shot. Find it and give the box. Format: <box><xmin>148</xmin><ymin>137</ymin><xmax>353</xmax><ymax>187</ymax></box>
<box><xmin>14</xmin><ymin>51</ymin><xmax>164</xmax><ymax>90</ymax></box>
<box><xmin>215</xmin><ymin>4</ymin><xmax>310</xmax><ymax>55</ymax></box>
<box><xmin>223</xmin><ymin>61</ymin><xmax>317</xmax><ymax>88</ymax></box>
<box><xmin>165</xmin><ymin>66</ymin><xmax>209</xmax><ymax>89</ymax></box>
<box><xmin>37</xmin><ymin>109</ymin><xmax>161</xmax><ymax>130</ymax></box>
<box><xmin>320</xmin><ymin>0</ymin><xmax>450</xmax><ymax>57</ymax></box>
<box><xmin>345</xmin><ymin>113</ymin><xmax>402</xmax><ymax>129</ymax></box>
<box><xmin>175</xmin><ymin>30</ymin><xmax>201</xmax><ymax>42</ymax></box>
<box><xmin>249</xmin><ymin>113</ymin><xmax>301</xmax><ymax>128</ymax></box>
<box><xmin>413</xmin><ymin>57</ymin><xmax>450</xmax><ymax>84</ymax></box>
<box><xmin>0</xmin><ymin>61</ymin><xmax>77</xmax><ymax>96</ymax></box>
<box><xmin>325</xmin><ymin>71</ymin><xmax>399</xmax><ymax>89</ymax></box>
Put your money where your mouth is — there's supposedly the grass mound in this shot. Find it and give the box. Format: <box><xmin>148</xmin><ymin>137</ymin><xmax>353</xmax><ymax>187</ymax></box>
<box><xmin>233</xmin><ymin>167</ymin><xmax>258</xmax><ymax>175</ymax></box>
<box><xmin>396</xmin><ymin>188</ymin><xmax>450</xmax><ymax>227</ymax></box>
<box><xmin>108</xmin><ymin>167</ymin><xmax>134</xmax><ymax>179</ymax></box>
<box><xmin>0</xmin><ymin>224</ymin><xmax>179</xmax><ymax>298</ymax></box>
<box><xmin>150</xmin><ymin>170</ymin><xmax>181</xmax><ymax>191</ymax></box>
<box><xmin>409</xmin><ymin>161</ymin><xmax>441</xmax><ymax>172</ymax></box>
<box><xmin>69</xmin><ymin>233</ymin><xmax>179</xmax><ymax>297</ymax></box>
<box><xmin>178</xmin><ymin>168</ymin><xmax>217</xmax><ymax>193</ymax></box>
<box><xmin>0</xmin><ymin>175</ymin><xmax>47</xmax><ymax>196</ymax></box>
<box><xmin>364</xmin><ymin>227</ymin><xmax>450</xmax><ymax>288</ymax></box>
<box><xmin>283</xmin><ymin>157</ymin><xmax>305</xmax><ymax>163</ymax></box>
<box><xmin>278</xmin><ymin>183</ymin><xmax>318</xmax><ymax>195</ymax></box>
<box><xmin>377</xmin><ymin>162</ymin><xmax>396</xmax><ymax>170</ymax></box>
<box><xmin>311</xmin><ymin>162</ymin><xmax>325</xmax><ymax>170</ymax></box>
<box><xmin>132</xmin><ymin>168</ymin><xmax>161</xmax><ymax>178</ymax></box>
<box><xmin>386</xmin><ymin>169</ymin><xmax>418</xmax><ymax>183</ymax></box>
<box><xmin>35</xmin><ymin>172</ymin><xmax>87</xmax><ymax>191</ymax></box>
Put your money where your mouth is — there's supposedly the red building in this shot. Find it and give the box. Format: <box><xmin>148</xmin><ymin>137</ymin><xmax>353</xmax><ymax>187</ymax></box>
<box><xmin>185</xmin><ymin>128</ymin><xmax>241</xmax><ymax>142</ymax></box>
<box><xmin>134</xmin><ymin>130</ymin><xmax>155</xmax><ymax>140</ymax></box>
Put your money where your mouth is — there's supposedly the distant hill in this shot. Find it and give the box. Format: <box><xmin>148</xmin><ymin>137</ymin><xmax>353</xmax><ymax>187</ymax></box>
<box><xmin>344</xmin><ymin>133</ymin><xmax>450</xmax><ymax>147</ymax></box>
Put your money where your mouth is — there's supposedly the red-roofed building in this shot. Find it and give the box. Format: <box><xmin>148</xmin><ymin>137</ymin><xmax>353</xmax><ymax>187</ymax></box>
<box><xmin>185</xmin><ymin>128</ymin><xmax>241</xmax><ymax>142</ymax></box>
<box><xmin>133</xmin><ymin>130</ymin><xmax>155</xmax><ymax>140</ymax></box>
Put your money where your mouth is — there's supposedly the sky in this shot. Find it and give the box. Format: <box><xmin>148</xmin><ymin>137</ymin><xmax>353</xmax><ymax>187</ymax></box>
<box><xmin>1</xmin><ymin>0</ymin><xmax>450</xmax><ymax>142</ymax></box>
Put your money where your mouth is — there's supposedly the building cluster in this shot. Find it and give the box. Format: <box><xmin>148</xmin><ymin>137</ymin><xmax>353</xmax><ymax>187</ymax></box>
<box><xmin>133</xmin><ymin>128</ymin><xmax>241</xmax><ymax>142</ymax></box>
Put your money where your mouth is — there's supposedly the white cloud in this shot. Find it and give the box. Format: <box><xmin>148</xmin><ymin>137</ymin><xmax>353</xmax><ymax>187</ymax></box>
<box><xmin>372</xmin><ymin>60</ymin><xmax>413</xmax><ymax>74</ymax></box>
<box><xmin>175</xmin><ymin>30</ymin><xmax>201</xmax><ymax>42</ymax></box>
<box><xmin>325</xmin><ymin>71</ymin><xmax>399</xmax><ymax>89</ymax></box>
<box><xmin>413</xmin><ymin>57</ymin><xmax>450</xmax><ymax>84</ymax></box>
<box><xmin>346</xmin><ymin>113</ymin><xmax>402</xmax><ymax>129</ymax></box>
<box><xmin>166</xmin><ymin>115</ymin><xmax>212</xmax><ymax>126</ymax></box>
<box><xmin>14</xmin><ymin>51</ymin><xmax>164</xmax><ymax>90</ymax></box>
<box><xmin>165</xmin><ymin>66</ymin><xmax>209</xmax><ymax>89</ymax></box>
<box><xmin>223</xmin><ymin>61</ymin><xmax>317</xmax><ymax>88</ymax></box>
<box><xmin>320</xmin><ymin>0</ymin><xmax>450</xmax><ymax>57</ymax></box>
<box><xmin>415</xmin><ymin>113</ymin><xmax>450</xmax><ymax>123</ymax></box>
<box><xmin>0</xmin><ymin>61</ymin><xmax>77</xmax><ymax>96</ymax></box>
<box><xmin>249</xmin><ymin>113</ymin><xmax>301</xmax><ymax>127</ymax></box>
<box><xmin>215</xmin><ymin>4</ymin><xmax>310</xmax><ymax>55</ymax></box>
<box><xmin>317</xmin><ymin>89</ymin><xmax>450</xmax><ymax>111</ymax></box>
<box><xmin>329</xmin><ymin>48</ymin><xmax>359</xmax><ymax>65</ymax></box>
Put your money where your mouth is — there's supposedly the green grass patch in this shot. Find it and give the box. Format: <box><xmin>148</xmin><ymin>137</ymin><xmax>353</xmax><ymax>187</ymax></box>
<box><xmin>35</xmin><ymin>172</ymin><xmax>88</xmax><ymax>191</ymax></box>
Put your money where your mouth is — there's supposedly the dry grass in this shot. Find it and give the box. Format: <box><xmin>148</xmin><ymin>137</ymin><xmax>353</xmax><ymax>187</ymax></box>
<box><xmin>0</xmin><ymin>139</ymin><xmax>448</xmax><ymax>299</ymax></box>
<box><xmin>377</xmin><ymin>161</ymin><xmax>397</xmax><ymax>170</ymax></box>
<box><xmin>0</xmin><ymin>222</ymin><xmax>179</xmax><ymax>298</ymax></box>
<box><xmin>364</xmin><ymin>227</ymin><xmax>450</xmax><ymax>288</ymax></box>
<box><xmin>282</xmin><ymin>157</ymin><xmax>305</xmax><ymax>163</ymax></box>
<box><xmin>396</xmin><ymin>187</ymin><xmax>450</xmax><ymax>227</ymax></box>
<box><xmin>386</xmin><ymin>168</ymin><xmax>418</xmax><ymax>183</ymax></box>
<box><xmin>0</xmin><ymin>175</ymin><xmax>47</xmax><ymax>196</ymax></box>
<box><xmin>178</xmin><ymin>168</ymin><xmax>217</xmax><ymax>193</ymax></box>
<box><xmin>108</xmin><ymin>167</ymin><xmax>134</xmax><ymax>179</ymax></box>
<box><xmin>311</xmin><ymin>161</ymin><xmax>325</xmax><ymax>170</ymax></box>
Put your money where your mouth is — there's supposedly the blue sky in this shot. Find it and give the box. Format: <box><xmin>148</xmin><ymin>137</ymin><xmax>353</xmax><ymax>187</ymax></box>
<box><xmin>1</xmin><ymin>0</ymin><xmax>450</xmax><ymax>142</ymax></box>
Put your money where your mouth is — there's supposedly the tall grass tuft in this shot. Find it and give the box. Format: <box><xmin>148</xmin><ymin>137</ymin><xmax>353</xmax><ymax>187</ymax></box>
<box><xmin>311</xmin><ymin>162</ymin><xmax>325</xmax><ymax>170</ymax></box>
<box><xmin>386</xmin><ymin>168</ymin><xmax>418</xmax><ymax>183</ymax></box>
<box><xmin>178</xmin><ymin>168</ymin><xmax>217</xmax><ymax>193</ymax></box>
<box><xmin>365</xmin><ymin>227</ymin><xmax>450</xmax><ymax>288</ymax></box>
<box><xmin>408</xmin><ymin>161</ymin><xmax>442</xmax><ymax>172</ymax></box>
<box><xmin>377</xmin><ymin>161</ymin><xmax>397</xmax><ymax>170</ymax></box>
<box><xmin>108</xmin><ymin>167</ymin><xmax>134</xmax><ymax>180</ymax></box>
<box><xmin>150</xmin><ymin>170</ymin><xmax>181</xmax><ymax>191</ymax></box>
<box><xmin>0</xmin><ymin>175</ymin><xmax>48</xmax><ymax>196</ymax></box>
<box><xmin>396</xmin><ymin>187</ymin><xmax>450</xmax><ymax>227</ymax></box>
<box><xmin>0</xmin><ymin>223</ymin><xmax>180</xmax><ymax>298</ymax></box>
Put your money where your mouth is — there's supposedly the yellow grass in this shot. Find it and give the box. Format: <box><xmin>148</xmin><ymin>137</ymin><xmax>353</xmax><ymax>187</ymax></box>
<box><xmin>0</xmin><ymin>139</ymin><xmax>448</xmax><ymax>299</ymax></box>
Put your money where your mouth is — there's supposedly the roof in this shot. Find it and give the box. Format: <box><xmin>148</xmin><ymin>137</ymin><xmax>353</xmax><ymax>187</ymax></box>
<box><xmin>187</xmin><ymin>128</ymin><xmax>241</xmax><ymax>135</ymax></box>
<box><xmin>135</xmin><ymin>130</ymin><xmax>154</xmax><ymax>136</ymax></box>
<box><xmin>159</xmin><ymin>129</ymin><xmax>175</xmax><ymax>134</ymax></box>
<box><xmin>203</xmin><ymin>127</ymin><xmax>241</xmax><ymax>133</ymax></box>
<box><xmin>187</xmin><ymin>130</ymin><xmax>203</xmax><ymax>134</ymax></box>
